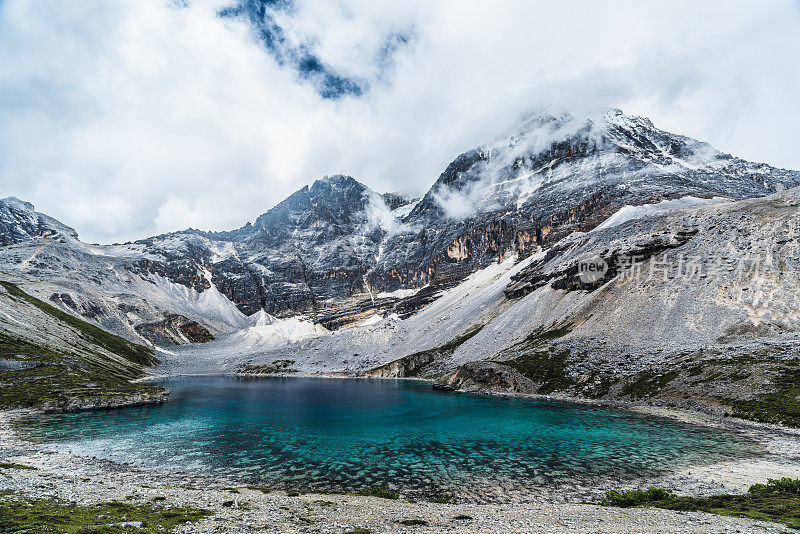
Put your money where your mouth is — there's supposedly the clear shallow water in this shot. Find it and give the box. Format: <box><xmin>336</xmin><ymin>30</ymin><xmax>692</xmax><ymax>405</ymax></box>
<box><xmin>17</xmin><ymin>376</ymin><xmax>755</xmax><ymax>500</ymax></box>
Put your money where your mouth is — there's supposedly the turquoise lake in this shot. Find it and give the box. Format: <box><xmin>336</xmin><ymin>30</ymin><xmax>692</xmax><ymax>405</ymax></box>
<box><xmin>17</xmin><ymin>376</ymin><xmax>756</xmax><ymax>500</ymax></box>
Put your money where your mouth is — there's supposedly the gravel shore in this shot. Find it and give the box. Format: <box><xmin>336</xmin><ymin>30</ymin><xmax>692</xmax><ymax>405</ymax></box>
<box><xmin>3</xmin><ymin>407</ymin><xmax>800</xmax><ymax>533</ymax></box>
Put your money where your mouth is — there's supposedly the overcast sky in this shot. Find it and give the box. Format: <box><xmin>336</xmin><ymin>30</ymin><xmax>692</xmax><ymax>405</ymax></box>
<box><xmin>1</xmin><ymin>0</ymin><xmax>799</xmax><ymax>243</ymax></box>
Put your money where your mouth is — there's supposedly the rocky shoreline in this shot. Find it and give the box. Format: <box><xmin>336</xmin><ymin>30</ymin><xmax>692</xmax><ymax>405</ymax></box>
<box><xmin>0</xmin><ymin>369</ymin><xmax>800</xmax><ymax>533</ymax></box>
<box><xmin>4</xmin><ymin>372</ymin><xmax>800</xmax><ymax>532</ymax></box>
<box><xmin>1</xmin><ymin>410</ymin><xmax>795</xmax><ymax>533</ymax></box>
<box><xmin>37</xmin><ymin>390</ymin><xmax>170</xmax><ymax>413</ymax></box>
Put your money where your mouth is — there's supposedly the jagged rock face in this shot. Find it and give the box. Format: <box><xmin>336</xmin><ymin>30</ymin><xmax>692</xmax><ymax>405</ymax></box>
<box><xmin>134</xmin><ymin>314</ymin><xmax>214</xmax><ymax>346</ymax></box>
<box><xmin>0</xmin><ymin>197</ymin><xmax>78</xmax><ymax>246</ymax></box>
<box><xmin>132</xmin><ymin>175</ymin><xmax>390</xmax><ymax>315</ymax></box>
<box><xmin>381</xmin><ymin>192</ymin><xmax>415</xmax><ymax>210</ymax></box>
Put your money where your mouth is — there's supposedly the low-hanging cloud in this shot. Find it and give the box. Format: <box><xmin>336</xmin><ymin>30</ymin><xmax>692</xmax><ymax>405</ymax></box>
<box><xmin>0</xmin><ymin>0</ymin><xmax>798</xmax><ymax>243</ymax></box>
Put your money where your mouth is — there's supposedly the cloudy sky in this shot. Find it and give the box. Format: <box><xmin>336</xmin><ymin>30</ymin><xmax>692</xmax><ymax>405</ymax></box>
<box><xmin>1</xmin><ymin>0</ymin><xmax>798</xmax><ymax>243</ymax></box>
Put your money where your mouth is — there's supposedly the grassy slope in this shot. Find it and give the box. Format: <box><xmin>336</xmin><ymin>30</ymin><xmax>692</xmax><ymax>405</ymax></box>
<box><xmin>497</xmin><ymin>322</ymin><xmax>800</xmax><ymax>427</ymax></box>
<box><xmin>0</xmin><ymin>281</ymin><xmax>164</xmax><ymax>409</ymax></box>
<box><xmin>0</xmin><ymin>281</ymin><xmax>155</xmax><ymax>366</ymax></box>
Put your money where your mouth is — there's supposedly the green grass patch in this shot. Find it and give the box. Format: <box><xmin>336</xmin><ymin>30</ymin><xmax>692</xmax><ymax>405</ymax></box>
<box><xmin>600</xmin><ymin>479</ymin><xmax>800</xmax><ymax>530</ymax></box>
<box><xmin>728</xmin><ymin>365</ymin><xmax>800</xmax><ymax>427</ymax></box>
<box><xmin>522</xmin><ymin>324</ymin><xmax>573</xmax><ymax>346</ymax></box>
<box><xmin>748</xmin><ymin>477</ymin><xmax>800</xmax><ymax>496</ymax></box>
<box><xmin>0</xmin><ymin>282</ymin><xmax>165</xmax><ymax>409</ymax></box>
<box><xmin>600</xmin><ymin>487</ymin><xmax>674</xmax><ymax>507</ymax></box>
<box><xmin>496</xmin><ymin>323</ymin><xmax>576</xmax><ymax>394</ymax></box>
<box><xmin>435</xmin><ymin>325</ymin><xmax>485</xmax><ymax>354</ymax></box>
<box><xmin>0</xmin><ymin>492</ymin><xmax>210</xmax><ymax>533</ymax></box>
<box><xmin>398</xmin><ymin>519</ymin><xmax>428</xmax><ymax>525</ymax></box>
<box><xmin>368</xmin><ymin>325</ymin><xmax>485</xmax><ymax>378</ymax></box>
<box><xmin>0</xmin><ymin>332</ymin><xmax>163</xmax><ymax>409</ymax></box>
<box><xmin>357</xmin><ymin>487</ymin><xmax>398</xmax><ymax>499</ymax></box>
<box><xmin>0</xmin><ymin>460</ymin><xmax>36</xmax><ymax>470</ymax></box>
<box><xmin>619</xmin><ymin>369</ymin><xmax>681</xmax><ymax>399</ymax></box>
<box><xmin>506</xmin><ymin>349</ymin><xmax>573</xmax><ymax>394</ymax></box>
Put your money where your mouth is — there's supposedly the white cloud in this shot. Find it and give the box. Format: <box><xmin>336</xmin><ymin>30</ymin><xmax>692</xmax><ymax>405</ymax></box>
<box><xmin>0</xmin><ymin>0</ymin><xmax>798</xmax><ymax>243</ymax></box>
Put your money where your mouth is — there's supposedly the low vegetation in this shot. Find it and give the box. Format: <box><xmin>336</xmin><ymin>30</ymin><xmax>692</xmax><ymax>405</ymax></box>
<box><xmin>506</xmin><ymin>348</ymin><xmax>573</xmax><ymax>394</ymax></box>
<box><xmin>728</xmin><ymin>364</ymin><xmax>800</xmax><ymax>427</ymax></box>
<box><xmin>613</xmin><ymin>354</ymin><xmax>800</xmax><ymax>427</ymax></box>
<box><xmin>0</xmin><ymin>281</ymin><xmax>164</xmax><ymax>409</ymax></box>
<box><xmin>0</xmin><ymin>460</ymin><xmax>36</xmax><ymax>471</ymax></box>
<box><xmin>0</xmin><ymin>492</ymin><xmax>210</xmax><ymax>533</ymax></box>
<box><xmin>600</xmin><ymin>478</ymin><xmax>800</xmax><ymax>529</ymax></box>
<box><xmin>357</xmin><ymin>487</ymin><xmax>399</xmax><ymax>499</ymax></box>
<box><xmin>398</xmin><ymin>519</ymin><xmax>428</xmax><ymax>526</ymax></box>
<box><xmin>600</xmin><ymin>487</ymin><xmax>675</xmax><ymax>507</ymax></box>
<box><xmin>502</xmin><ymin>330</ymin><xmax>800</xmax><ymax>428</ymax></box>
<box><xmin>497</xmin><ymin>323</ymin><xmax>581</xmax><ymax>394</ymax></box>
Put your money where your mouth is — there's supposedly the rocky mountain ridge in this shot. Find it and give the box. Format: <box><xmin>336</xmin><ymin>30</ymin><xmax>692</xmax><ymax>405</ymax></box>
<box><xmin>1</xmin><ymin>109</ymin><xmax>799</xmax><ymax>348</ymax></box>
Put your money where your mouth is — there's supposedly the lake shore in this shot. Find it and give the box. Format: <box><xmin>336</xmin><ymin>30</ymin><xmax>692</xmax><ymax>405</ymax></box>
<box><xmin>131</xmin><ymin>370</ymin><xmax>800</xmax><ymax>500</ymax></box>
<box><xmin>0</xmin><ymin>410</ymin><xmax>793</xmax><ymax>534</ymax></box>
<box><xmin>5</xmin><ymin>371</ymin><xmax>800</xmax><ymax>533</ymax></box>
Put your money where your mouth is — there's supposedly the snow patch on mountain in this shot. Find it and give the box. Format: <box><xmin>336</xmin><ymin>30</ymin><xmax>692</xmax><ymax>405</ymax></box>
<box><xmin>133</xmin><ymin>272</ymin><xmax>248</xmax><ymax>332</ymax></box>
<box><xmin>390</xmin><ymin>198</ymin><xmax>420</xmax><ymax>219</ymax></box>
<box><xmin>593</xmin><ymin>196</ymin><xmax>728</xmax><ymax>232</ymax></box>
<box><xmin>376</xmin><ymin>287</ymin><xmax>421</xmax><ymax>299</ymax></box>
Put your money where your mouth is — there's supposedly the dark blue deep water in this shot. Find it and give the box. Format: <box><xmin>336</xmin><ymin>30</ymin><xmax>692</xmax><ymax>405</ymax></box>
<box><xmin>17</xmin><ymin>376</ymin><xmax>755</xmax><ymax>499</ymax></box>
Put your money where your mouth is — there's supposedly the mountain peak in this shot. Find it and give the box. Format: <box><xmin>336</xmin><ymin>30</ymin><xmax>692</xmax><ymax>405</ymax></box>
<box><xmin>410</xmin><ymin>108</ymin><xmax>798</xmax><ymax>223</ymax></box>
<box><xmin>313</xmin><ymin>174</ymin><xmax>363</xmax><ymax>189</ymax></box>
<box><xmin>1</xmin><ymin>196</ymin><xmax>35</xmax><ymax>212</ymax></box>
<box><xmin>0</xmin><ymin>196</ymin><xmax>79</xmax><ymax>245</ymax></box>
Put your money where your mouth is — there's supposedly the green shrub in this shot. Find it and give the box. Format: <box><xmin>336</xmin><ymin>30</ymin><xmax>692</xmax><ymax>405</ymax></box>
<box><xmin>601</xmin><ymin>487</ymin><xmax>674</xmax><ymax>507</ymax></box>
<box><xmin>399</xmin><ymin>519</ymin><xmax>428</xmax><ymax>525</ymax></box>
<box><xmin>0</xmin><ymin>461</ymin><xmax>36</xmax><ymax>470</ymax></box>
<box><xmin>357</xmin><ymin>487</ymin><xmax>398</xmax><ymax>499</ymax></box>
<box><xmin>748</xmin><ymin>478</ymin><xmax>800</xmax><ymax>496</ymax></box>
<box><xmin>601</xmin><ymin>480</ymin><xmax>800</xmax><ymax>530</ymax></box>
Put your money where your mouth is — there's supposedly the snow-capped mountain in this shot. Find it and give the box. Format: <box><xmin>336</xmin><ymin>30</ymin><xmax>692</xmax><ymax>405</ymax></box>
<box><xmin>1</xmin><ymin>109</ymin><xmax>799</xmax><ymax>348</ymax></box>
<box><xmin>369</xmin><ymin>109</ymin><xmax>800</xmax><ymax>291</ymax></box>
